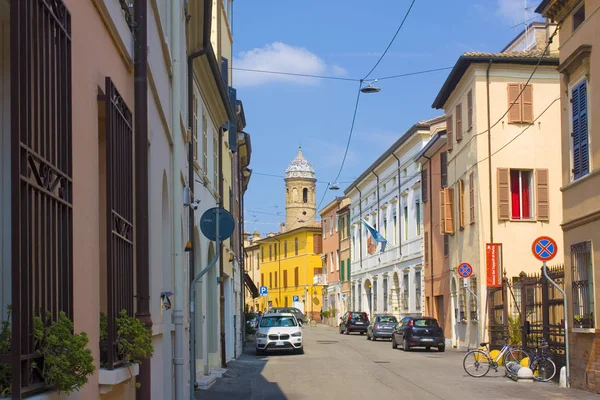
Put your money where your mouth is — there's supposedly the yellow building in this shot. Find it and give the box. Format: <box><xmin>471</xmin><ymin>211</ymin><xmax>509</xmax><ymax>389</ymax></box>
<box><xmin>256</xmin><ymin>226</ymin><xmax>324</xmax><ymax>320</ymax></box>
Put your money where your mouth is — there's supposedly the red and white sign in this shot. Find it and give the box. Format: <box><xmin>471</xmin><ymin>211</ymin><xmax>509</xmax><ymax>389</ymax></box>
<box><xmin>486</xmin><ymin>243</ymin><xmax>502</xmax><ymax>287</ymax></box>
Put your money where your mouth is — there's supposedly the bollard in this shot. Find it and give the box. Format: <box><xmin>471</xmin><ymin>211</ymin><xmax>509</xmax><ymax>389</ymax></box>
<box><xmin>559</xmin><ymin>366</ymin><xmax>567</xmax><ymax>388</ymax></box>
<box><xmin>516</xmin><ymin>366</ymin><xmax>534</xmax><ymax>383</ymax></box>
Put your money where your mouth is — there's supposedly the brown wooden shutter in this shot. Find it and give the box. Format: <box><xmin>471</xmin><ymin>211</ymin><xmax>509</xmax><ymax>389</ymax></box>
<box><xmin>424</xmin><ymin>232</ymin><xmax>429</xmax><ymax>266</ymax></box>
<box><xmin>469</xmin><ymin>172</ymin><xmax>475</xmax><ymax>224</ymax></box>
<box><xmin>522</xmin><ymin>84</ymin><xmax>534</xmax><ymax>123</ymax></box>
<box><xmin>439</xmin><ymin>190</ymin><xmax>445</xmax><ymax>235</ymax></box>
<box><xmin>284</xmin><ymin>270</ymin><xmax>288</xmax><ymax>287</ymax></box>
<box><xmin>497</xmin><ymin>168</ymin><xmax>510</xmax><ymax>220</ymax></box>
<box><xmin>446</xmin><ymin>115</ymin><xmax>454</xmax><ymax>151</ymax></box>
<box><xmin>536</xmin><ymin>168</ymin><xmax>549</xmax><ymax>221</ymax></box>
<box><xmin>507</xmin><ymin>84</ymin><xmax>522</xmax><ymax>123</ymax></box>
<box><xmin>421</xmin><ymin>168</ymin><xmax>428</xmax><ymax>203</ymax></box>
<box><xmin>467</xmin><ymin>90</ymin><xmax>473</xmax><ymax>130</ymax></box>
<box><xmin>445</xmin><ymin>187</ymin><xmax>455</xmax><ymax>234</ymax></box>
<box><xmin>456</xmin><ymin>104</ymin><xmax>463</xmax><ymax>142</ymax></box>
<box><xmin>459</xmin><ymin>179</ymin><xmax>465</xmax><ymax>229</ymax></box>
<box><xmin>313</xmin><ymin>234</ymin><xmax>322</xmax><ymax>253</ymax></box>
<box><xmin>294</xmin><ymin>267</ymin><xmax>299</xmax><ymax>286</ymax></box>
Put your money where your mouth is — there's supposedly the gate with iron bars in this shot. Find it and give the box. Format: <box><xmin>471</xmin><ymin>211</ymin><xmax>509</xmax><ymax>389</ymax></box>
<box><xmin>519</xmin><ymin>265</ymin><xmax>566</xmax><ymax>379</ymax></box>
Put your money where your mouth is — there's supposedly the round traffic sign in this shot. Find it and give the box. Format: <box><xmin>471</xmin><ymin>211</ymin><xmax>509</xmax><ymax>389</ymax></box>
<box><xmin>532</xmin><ymin>236</ymin><xmax>558</xmax><ymax>262</ymax></box>
<box><xmin>458</xmin><ymin>262</ymin><xmax>473</xmax><ymax>278</ymax></box>
<box><xmin>200</xmin><ymin>207</ymin><xmax>235</xmax><ymax>242</ymax></box>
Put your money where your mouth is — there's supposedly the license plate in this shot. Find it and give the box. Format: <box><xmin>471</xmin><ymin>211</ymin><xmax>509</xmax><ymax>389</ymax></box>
<box><xmin>275</xmin><ymin>341</ymin><xmax>284</xmax><ymax>346</ymax></box>
<box><xmin>355</xmin><ymin>322</ymin><xmax>363</xmax><ymax>325</ymax></box>
<box><xmin>421</xmin><ymin>338</ymin><xmax>434</xmax><ymax>342</ymax></box>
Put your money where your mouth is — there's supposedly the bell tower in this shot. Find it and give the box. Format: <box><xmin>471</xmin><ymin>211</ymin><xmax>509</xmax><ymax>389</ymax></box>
<box><xmin>284</xmin><ymin>146</ymin><xmax>316</xmax><ymax>229</ymax></box>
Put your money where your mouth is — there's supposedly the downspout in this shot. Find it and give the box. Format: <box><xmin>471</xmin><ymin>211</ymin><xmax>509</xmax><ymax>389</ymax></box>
<box><xmin>372</xmin><ymin>171</ymin><xmax>380</xmax><ymax>230</ymax></box>
<box><xmin>423</xmin><ymin>155</ymin><xmax>434</xmax><ymax>316</ymax></box>
<box><xmin>171</xmin><ymin>0</ymin><xmax>184</xmax><ymax>398</ymax></box>
<box><xmin>219</xmin><ymin>127</ymin><xmax>226</xmax><ymax>369</ymax></box>
<box><xmin>134</xmin><ymin>1</ymin><xmax>152</xmax><ymax>398</ymax></box>
<box><xmin>390</xmin><ymin>153</ymin><xmax>402</xmax><ymax>254</ymax></box>
<box><xmin>186</xmin><ymin>0</ymin><xmax>213</xmax><ymax>391</ymax></box>
<box><xmin>485</xmin><ymin>60</ymin><xmax>495</xmax><ymax>344</ymax></box>
<box><xmin>356</xmin><ymin>186</ymin><xmax>363</xmax><ymax>271</ymax></box>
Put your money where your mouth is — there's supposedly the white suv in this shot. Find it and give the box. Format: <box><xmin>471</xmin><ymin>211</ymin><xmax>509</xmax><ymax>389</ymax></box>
<box><xmin>255</xmin><ymin>313</ymin><xmax>303</xmax><ymax>355</ymax></box>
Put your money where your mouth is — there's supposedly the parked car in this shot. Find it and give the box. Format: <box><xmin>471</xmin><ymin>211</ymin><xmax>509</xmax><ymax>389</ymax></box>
<box><xmin>367</xmin><ymin>314</ymin><xmax>398</xmax><ymax>341</ymax></box>
<box><xmin>339</xmin><ymin>311</ymin><xmax>369</xmax><ymax>335</ymax></box>
<box><xmin>391</xmin><ymin>316</ymin><xmax>445</xmax><ymax>352</ymax></box>
<box><xmin>255</xmin><ymin>313</ymin><xmax>304</xmax><ymax>355</ymax></box>
<box><xmin>267</xmin><ymin>307</ymin><xmax>304</xmax><ymax>326</ymax></box>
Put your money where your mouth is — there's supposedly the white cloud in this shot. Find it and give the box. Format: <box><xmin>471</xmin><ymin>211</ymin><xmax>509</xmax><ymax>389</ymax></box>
<box><xmin>497</xmin><ymin>0</ymin><xmax>537</xmax><ymax>24</ymax></box>
<box><xmin>233</xmin><ymin>42</ymin><xmax>347</xmax><ymax>87</ymax></box>
<box><xmin>308</xmin><ymin>139</ymin><xmax>357</xmax><ymax>169</ymax></box>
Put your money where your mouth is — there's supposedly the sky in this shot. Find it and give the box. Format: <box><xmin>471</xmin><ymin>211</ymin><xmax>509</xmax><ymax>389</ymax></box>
<box><xmin>233</xmin><ymin>0</ymin><xmax>542</xmax><ymax>235</ymax></box>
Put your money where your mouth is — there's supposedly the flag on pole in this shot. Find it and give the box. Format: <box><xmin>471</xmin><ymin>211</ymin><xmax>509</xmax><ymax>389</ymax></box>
<box><xmin>361</xmin><ymin>218</ymin><xmax>387</xmax><ymax>254</ymax></box>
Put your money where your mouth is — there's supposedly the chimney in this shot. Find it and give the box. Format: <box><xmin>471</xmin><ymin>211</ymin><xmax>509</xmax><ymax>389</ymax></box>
<box><xmin>280</xmin><ymin>222</ymin><xmax>286</xmax><ymax>233</ymax></box>
<box><xmin>545</xmin><ymin>20</ymin><xmax>559</xmax><ymax>56</ymax></box>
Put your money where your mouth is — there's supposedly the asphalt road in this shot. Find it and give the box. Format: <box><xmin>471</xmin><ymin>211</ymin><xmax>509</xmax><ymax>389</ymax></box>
<box><xmin>196</xmin><ymin>324</ymin><xmax>598</xmax><ymax>400</ymax></box>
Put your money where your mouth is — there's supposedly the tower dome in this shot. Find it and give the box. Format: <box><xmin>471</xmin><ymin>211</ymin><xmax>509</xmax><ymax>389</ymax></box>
<box><xmin>285</xmin><ymin>146</ymin><xmax>316</xmax><ymax>180</ymax></box>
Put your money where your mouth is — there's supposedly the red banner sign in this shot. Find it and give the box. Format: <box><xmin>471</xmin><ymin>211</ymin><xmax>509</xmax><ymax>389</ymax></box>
<box><xmin>486</xmin><ymin>243</ymin><xmax>502</xmax><ymax>287</ymax></box>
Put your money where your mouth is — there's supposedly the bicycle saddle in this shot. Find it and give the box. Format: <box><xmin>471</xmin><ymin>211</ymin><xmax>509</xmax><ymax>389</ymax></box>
<box><xmin>480</xmin><ymin>342</ymin><xmax>489</xmax><ymax>346</ymax></box>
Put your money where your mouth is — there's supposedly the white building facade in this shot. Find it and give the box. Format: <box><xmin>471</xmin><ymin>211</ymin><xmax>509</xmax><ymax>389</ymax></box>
<box><xmin>345</xmin><ymin>118</ymin><xmax>445</xmax><ymax>319</ymax></box>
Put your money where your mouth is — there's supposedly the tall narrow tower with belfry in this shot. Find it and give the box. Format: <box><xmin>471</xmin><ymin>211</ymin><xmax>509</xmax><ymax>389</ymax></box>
<box><xmin>284</xmin><ymin>146</ymin><xmax>317</xmax><ymax>230</ymax></box>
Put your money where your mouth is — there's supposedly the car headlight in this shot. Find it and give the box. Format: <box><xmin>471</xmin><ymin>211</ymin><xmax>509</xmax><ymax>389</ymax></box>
<box><xmin>256</xmin><ymin>333</ymin><xmax>267</xmax><ymax>338</ymax></box>
<box><xmin>291</xmin><ymin>331</ymin><xmax>302</xmax><ymax>337</ymax></box>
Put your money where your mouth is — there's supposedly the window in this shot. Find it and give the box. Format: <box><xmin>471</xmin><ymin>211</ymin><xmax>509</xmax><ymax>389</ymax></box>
<box><xmin>467</xmin><ymin>90</ymin><xmax>473</xmax><ymax>130</ymax></box>
<box><xmin>403</xmin><ymin>205</ymin><xmax>409</xmax><ymax>240</ymax></box>
<box><xmin>274</xmin><ymin>272</ymin><xmax>278</xmax><ymax>288</ymax></box>
<box><xmin>416</xmin><ymin>200</ymin><xmax>421</xmax><ymax>236</ymax></box>
<box><xmin>192</xmin><ymin>94</ymin><xmax>199</xmax><ymax>161</ymax></box>
<box><xmin>302</xmin><ymin>188</ymin><xmax>308</xmax><ymax>203</ymax></box>
<box><xmin>202</xmin><ymin>110</ymin><xmax>208</xmax><ymax>173</ymax></box>
<box><xmin>330</xmin><ymin>216</ymin><xmax>333</xmax><ymax>235</ymax></box>
<box><xmin>336</xmin><ymin>250</ymin><xmax>340</xmax><ymax>271</ymax></box>
<box><xmin>261</xmin><ymin>247</ymin><xmax>264</xmax><ymax>262</ymax></box>
<box><xmin>455</xmin><ymin>103</ymin><xmax>463</xmax><ymax>141</ymax></box>
<box><xmin>213</xmin><ymin>130</ymin><xmax>219</xmax><ymax>187</ymax></box>
<box><xmin>269</xmin><ymin>244</ymin><xmax>272</xmax><ymax>261</ymax></box>
<box><xmin>392</xmin><ymin>208</ymin><xmax>397</xmax><ymax>245</ymax></box>
<box><xmin>383</xmin><ymin>214</ymin><xmax>388</xmax><ymax>240</ymax></box>
<box><xmin>256</xmin><ymin>253</ymin><xmax>260</xmax><ymax>269</ymax></box>
<box><xmin>330</xmin><ymin>252</ymin><xmax>334</xmax><ymax>273</ymax></box>
<box><xmin>383</xmin><ymin>183</ymin><xmax>387</xmax><ymax>193</ymax></box>
<box><xmin>440</xmin><ymin>152</ymin><xmax>448</xmax><ymax>188</ymax></box>
<box><xmin>510</xmin><ymin>170</ymin><xmax>532</xmax><ymax>220</ymax></box>
<box><xmin>512</xmin><ymin>277</ymin><xmax>522</xmax><ymax>318</ymax></box>
<box><xmin>402</xmin><ymin>274</ymin><xmax>409</xmax><ymax>310</ymax></box>
<box><xmin>573</xmin><ymin>3</ymin><xmax>585</xmax><ymax>31</ymax></box>
<box><xmin>443</xmin><ymin>234</ymin><xmax>449</xmax><ymax>257</ymax></box>
<box><xmin>323</xmin><ymin>219</ymin><xmax>327</xmax><ymax>238</ymax></box>
<box><xmin>572</xmin><ymin>242</ymin><xmax>594</xmax><ymax>328</ymax></box>
<box><xmin>284</xmin><ymin>240</ymin><xmax>288</xmax><ymax>258</ymax></box>
<box><xmin>458</xmin><ymin>179</ymin><xmax>465</xmax><ymax>229</ymax></box>
<box><xmin>458</xmin><ymin>287</ymin><xmax>466</xmax><ymax>321</ymax></box>
<box><xmin>572</xmin><ymin>80</ymin><xmax>589</xmax><ymax>179</ymax></box>
<box><xmin>421</xmin><ymin>168</ymin><xmax>428</xmax><ymax>203</ymax></box>
<box><xmin>439</xmin><ymin>187</ymin><xmax>455</xmax><ymax>234</ymax></box>
<box><xmin>383</xmin><ymin>278</ymin><xmax>388</xmax><ymax>312</ymax></box>
<box><xmin>446</xmin><ymin>115</ymin><xmax>453</xmax><ymax>151</ymax></box>
<box><xmin>294</xmin><ymin>267</ymin><xmax>299</xmax><ymax>286</ymax></box>
<box><xmin>341</xmin><ymin>260</ymin><xmax>345</xmax><ymax>281</ymax></box>
<box><xmin>313</xmin><ymin>234</ymin><xmax>322</xmax><ymax>253</ymax></box>
<box><xmin>469</xmin><ymin>276</ymin><xmax>478</xmax><ymax>320</ymax></box>
<box><xmin>469</xmin><ymin>172</ymin><xmax>475</xmax><ymax>224</ymax></box>
<box><xmin>424</xmin><ymin>232</ymin><xmax>429</xmax><ymax>266</ymax></box>
<box><xmin>295</xmin><ymin>237</ymin><xmax>299</xmax><ymax>255</ymax></box>
<box><xmin>334</xmin><ymin>214</ymin><xmax>338</xmax><ymax>232</ymax></box>
<box><xmin>269</xmin><ymin>273</ymin><xmax>272</xmax><ymax>288</ymax></box>
<box><xmin>507</xmin><ymin>83</ymin><xmax>533</xmax><ymax>124</ymax></box>
<box><xmin>415</xmin><ymin>271</ymin><xmax>422</xmax><ymax>311</ymax></box>
<box><xmin>274</xmin><ymin>243</ymin><xmax>278</xmax><ymax>260</ymax></box>
<box><xmin>261</xmin><ymin>273</ymin><xmax>264</xmax><ymax>286</ymax></box>
<box><xmin>402</xmin><ymin>168</ymin><xmax>407</xmax><ymax>177</ymax></box>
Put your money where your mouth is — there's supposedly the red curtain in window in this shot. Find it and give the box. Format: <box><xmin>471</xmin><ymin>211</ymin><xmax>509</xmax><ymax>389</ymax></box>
<box><xmin>521</xmin><ymin>172</ymin><xmax>531</xmax><ymax>219</ymax></box>
<box><xmin>510</xmin><ymin>170</ymin><xmax>520</xmax><ymax>219</ymax></box>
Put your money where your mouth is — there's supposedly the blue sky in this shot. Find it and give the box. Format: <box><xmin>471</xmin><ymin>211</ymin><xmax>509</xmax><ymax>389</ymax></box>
<box><xmin>233</xmin><ymin>0</ymin><xmax>542</xmax><ymax>235</ymax></box>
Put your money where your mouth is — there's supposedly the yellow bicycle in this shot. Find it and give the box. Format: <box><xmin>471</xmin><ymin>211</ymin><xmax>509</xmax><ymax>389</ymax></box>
<box><xmin>463</xmin><ymin>337</ymin><xmax>530</xmax><ymax>378</ymax></box>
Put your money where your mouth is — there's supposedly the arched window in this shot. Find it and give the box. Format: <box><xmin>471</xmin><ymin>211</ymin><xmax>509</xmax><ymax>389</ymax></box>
<box><xmin>303</xmin><ymin>188</ymin><xmax>308</xmax><ymax>203</ymax></box>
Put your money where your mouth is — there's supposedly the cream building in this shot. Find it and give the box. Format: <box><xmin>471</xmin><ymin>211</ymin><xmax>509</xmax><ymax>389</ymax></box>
<box><xmin>431</xmin><ymin>24</ymin><xmax>562</xmax><ymax>350</ymax></box>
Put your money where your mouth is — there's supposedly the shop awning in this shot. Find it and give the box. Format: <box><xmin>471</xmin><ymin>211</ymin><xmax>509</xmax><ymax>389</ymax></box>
<box><xmin>245</xmin><ymin>273</ymin><xmax>259</xmax><ymax>298</ymax></box>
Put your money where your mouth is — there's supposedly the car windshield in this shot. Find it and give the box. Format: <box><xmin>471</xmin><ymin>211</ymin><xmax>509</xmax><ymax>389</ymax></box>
<box><xmin>351</xmin><ymin>313</ymin><xmax>367</xmax><ymax>321</ymax></box>
<box><xmin>414</xmin><ymin>319</ymin><xmax>439</xmax><ymax>327</ymax></box>
<box><xmin>377</xmin><ymin>316</ymin><xmax>397</xmax><ymax>323</ymax></box>
<box><xmin>259</xmin><ymin>316</ymin><xmax>297</xmax><ymax>327</ymax></box>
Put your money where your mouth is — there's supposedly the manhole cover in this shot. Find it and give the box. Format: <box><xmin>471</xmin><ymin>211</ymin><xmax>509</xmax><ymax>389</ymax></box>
<box><xmin>427</xmin><ymin>356</ymin><xmax>442</xmax><ymax>359</ymax></box>
<box><xmin>374</xmin><ymin>361</ymin><xmax>390</xmax><ymax>364</ymax></box>
<box><xmin>316</xmin><ymin>340</ymin><xmax>339</xmax><ymax>344</ymax></box>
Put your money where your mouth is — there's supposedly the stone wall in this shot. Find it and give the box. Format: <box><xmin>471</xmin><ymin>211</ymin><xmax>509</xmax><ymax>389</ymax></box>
<box><xmin>570</xmin><ymin>332</ymin><xmax>600</xmax><ymax>393</ymax></box>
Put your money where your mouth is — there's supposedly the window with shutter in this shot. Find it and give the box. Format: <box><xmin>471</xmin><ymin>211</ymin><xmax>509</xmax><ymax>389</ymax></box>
<box><xmin>424</xmin><ymin>232</ymin><xmax>429</xmax><ymax>266</ymax></box>
<box><xmin>440</xmin><ymin>152</ymin><xmax>448</xmax><ymax>188</ymax></box>
<box><xmin>507</xmin><ymin>83</ymin><xmax>522</xmax><ymax>123</ymax></box>
<box><xmin>439</xmin><ymin>190</ymin><xmax>445</xmax><ymax>235</ymax></box>
<box><xmin>447</xmin><ymin>115</ymin><xmax>454</xmax><ymax>151</ymax></box>
<box><xmin>444</xmin><ymin>187</ymin><xmax>455</xmax><ymax>234</ymax></box>
<box><xmin>341</xmin><ymin>260</ymin><xmax>345</xmax><ymax>281</ymax></box>
<box><xmin>536</xmin><ymin>169</ymin><xmax>549</xmax><ymax>221</ymax></box>
<box><xmin>469</xmin><ymin>172</ymin><xmax>475</xmax><ymax>224</ymax></box>
<box><xmin>313</xmin><ymin>234</ymin><xmax>322</xmax><ymax>254</ymax></box>
<box><xmin>497</xmin><ymin>168</ymin><xmax>510</xmax><ymax>220</ymax></box>
<box><xmin>572</xmin><ymin>80</ymin><xmax>589</xmax><ymax>179</ymax></box>
<box><xmin>467</xmin><ymin>90</ymin><xmax>473</xmax><ymax>131</ymax></box>
<box><xmin>284</xmin><ymin>270</ymin><xmax>288</xmax><ymax>287</ymax></box>
<box><xmin>522</xmin><ymin>84</ymin><xmax>534</xmax><ymax>123</ymax></box>
<box><xmin>456</xmin><ymin>104</ymin><xmax>463</xmax><ymax>141</ymax></box>
<box><xmin>459</xmin><ymin>179</ymin><xmax>465</xmax><ymax>229</ymax></box>
<box><xmin>421</xmin><ymin>168</ymin><xmax>428</xmax><ymax>203</ymax></box>
<box><xmin>294</xmin><ymin>267</ymin><xmax>299</xmax><ymax>286</ymax></box>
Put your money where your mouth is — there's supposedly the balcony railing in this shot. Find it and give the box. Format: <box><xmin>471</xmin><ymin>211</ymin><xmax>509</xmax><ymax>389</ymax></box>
<box><xmin>314</xmin><ymin>274</ymin><xmax>328</xmax><ymax>285</ymax></box>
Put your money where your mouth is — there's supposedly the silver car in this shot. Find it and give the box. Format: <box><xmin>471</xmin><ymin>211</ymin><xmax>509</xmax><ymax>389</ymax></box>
<box><xmin>255</xmin><ymin>313</ymin><xmax>304</xmax><ymax>355</ymax></box>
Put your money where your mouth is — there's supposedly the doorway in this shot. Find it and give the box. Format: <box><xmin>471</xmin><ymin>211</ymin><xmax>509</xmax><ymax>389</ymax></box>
<box><xmin>0</xmin><ymin>0</ymin><xmax>10</xmax><ymax>323</ymax></box>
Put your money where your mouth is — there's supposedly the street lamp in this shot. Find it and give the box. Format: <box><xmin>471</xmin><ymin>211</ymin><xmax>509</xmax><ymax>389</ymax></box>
<box><xmin>360</xmin><ymin>80</ymin><xmax>381</xmax><ymax>93</ymax></box>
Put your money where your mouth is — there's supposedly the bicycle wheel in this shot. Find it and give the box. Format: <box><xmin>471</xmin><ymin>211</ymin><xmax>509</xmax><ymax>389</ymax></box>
<box><xmin>504</xmin><ymin>349</ymin><xmax>530</xmax><ymax>367</ymax></box>
<box><xmin>463</xmin><ymin>350</ymin><xmax>492</xmax><ymax>377</ymax></box>
<box><xmin>532</xmin><ymin>357</ymin><xmax>556</xmax><ymax>382</ymax></box>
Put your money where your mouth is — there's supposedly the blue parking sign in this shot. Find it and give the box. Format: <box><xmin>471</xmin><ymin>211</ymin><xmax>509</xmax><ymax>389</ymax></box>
<box><xmin>259</xmin><ymin>286</ymin><xmax>268</xmax><ymax>296</ymax></box>
<box><xmin>293</xmin><ymin>295</ymin><xmax>299</xmax><ymax>302</ymax></box>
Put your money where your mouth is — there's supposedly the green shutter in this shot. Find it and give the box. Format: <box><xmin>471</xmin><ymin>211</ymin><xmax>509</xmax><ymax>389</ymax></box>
<box><xmin>341</xmin><ymin>260</ymin><xmax>345</xmax><ymax>281</ymax></box>
<box><xmin>347</xmin><ymin>259</ymin><xmax>351</xmax><ymax>281</ymax></box>
<box><xmin>347</xmin><ymin>214</ymin><xmax>350</xmax><ymax>236</ymax></box>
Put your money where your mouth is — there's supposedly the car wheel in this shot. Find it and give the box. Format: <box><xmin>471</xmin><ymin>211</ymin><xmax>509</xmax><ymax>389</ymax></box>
<box><xmin>392</xmin><ymin>336</ymin><xmax>398</xmax><ymax>349</ymax></box>
<box><xmin>255</xmin><ymin>348</ymin><xmax>265</xmax><ymax>356</ymax></box>
<box><xmin>425</xmin><ymin>347</ymin><xmax>431</xmax><ymax>351</ymax></box>
<box><xmin>360</xmin><ymin>332</ymin><xmax>365</xmax><ymax>335</ymax></box>
<box><xmin>438</xmin><ymin>345</ymin><xmax>445</xmax><ymax>353</ymax></box>
<box><xmin>403</xmin><ymin>338</ymin><xmax>410</xmax><ymax>352</ymax></box>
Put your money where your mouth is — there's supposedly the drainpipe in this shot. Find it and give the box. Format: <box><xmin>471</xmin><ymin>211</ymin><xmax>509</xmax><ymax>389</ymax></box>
<box><xmin>356</xmin><ymin>186</ymin><xmax>363</xmax><ymax>271</ymax></box>
<box><xmin>133</xmin><ymin>1</ymin><xmax>152</xmax><ymax>398</ymax></box>
<box><xmin>186</xmin><ymin>0</ymin><xmax>213</xmax><ymax>391</ymax></box>
<box><xmin>219</xmin><ymin>126</ymin><xmax>227</xmax><ymax>369</ymax></box>
<box><xmin>423</xmin><ymin>154</ymin><xmax>434</xmax><ymax>317</ymax></box>
<box><xmin>390</xmin><ymin>153</ymin><xmax>402</xmax><ymax>254</ymax></box>
<box><xmin>372</xmin><ymin>171</ymin><xmax>380</xmax><ymax>231</ymax></box>
<box><xmin>486</xmin><ymin>60</ymin><xmax>493</xmax><ymax>244</ymax></box>
<box><xmin>171</xmin><ymin>0</ymin><xmax>184</xmax><ymax>398</ymax></box>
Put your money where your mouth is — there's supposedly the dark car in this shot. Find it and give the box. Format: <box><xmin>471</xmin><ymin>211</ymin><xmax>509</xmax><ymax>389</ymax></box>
<box><xmin>339</xmin><ymin>311</ymin><xmax>369</xmax><ymax>335</ymax></box>
<box><xmin>367</xmin><ymin>314</ymin><xmax>398</xmax><ymax>340</ymax></box>
<box><xmin>392</xmin><ymin>316</ymin><xmax>445</xmax><ymax>352</ymax></box>
<box><xmin>267</xmin><ymin>307</ymin><xmax>304</xmax><ymax>325</ymax></box>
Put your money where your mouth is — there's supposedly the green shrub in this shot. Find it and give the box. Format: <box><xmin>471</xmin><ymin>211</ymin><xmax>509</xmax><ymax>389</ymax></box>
<box><xmin>100</xmin><ymin>310</ymin><xmax>154</xmax><ymax>366</ymax></box>
<box><xmin>321</xmin><ymin>311</ymin><xmax>330</xmax><ymax>318</ymax></box>
<box><xmin>0</xmin><ymin>306</ymin><xmax>11</xmax><ymax>397</ymax></box>
<box><xmin>33</xmin><ymin>312</ymin><xmax>95</xmax><ymax>395</ymax></box>
<box><xmin>507</xmin><ymin>315</ymin><xmax>522</xmax><ymax>347</ymax></box>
